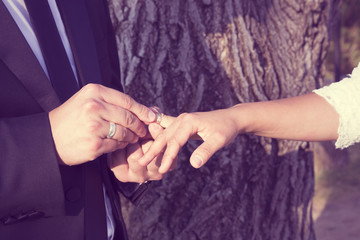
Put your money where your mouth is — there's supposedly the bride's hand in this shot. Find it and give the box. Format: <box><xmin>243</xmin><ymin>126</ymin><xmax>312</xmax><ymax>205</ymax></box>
<box><xmin>138</xmin><ymin>108</ymin><xmax>241</xmax><ymax>173</ymax></box>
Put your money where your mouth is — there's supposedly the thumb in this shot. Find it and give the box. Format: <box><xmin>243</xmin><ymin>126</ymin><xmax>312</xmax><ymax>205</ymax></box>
<box><xmin>189</xmin><ymin>137</ymin><xmax>223</xmax><ymax>168</ymax></box>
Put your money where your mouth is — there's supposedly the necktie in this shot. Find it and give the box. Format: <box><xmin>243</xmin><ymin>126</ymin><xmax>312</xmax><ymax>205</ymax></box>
<box><xmin>24</xmin><ymin>1</ymin><xmax>109</xmax><ymax>239</ymax></box>
<box><xmin>24</xmin><ymin>0</ymin><xmax>79</xmax><ymax>102</ymax></box>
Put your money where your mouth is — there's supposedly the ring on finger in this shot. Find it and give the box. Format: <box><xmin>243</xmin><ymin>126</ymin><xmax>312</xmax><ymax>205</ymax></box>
<box><xmin>107</xmin><ymin>122</ymin><xmax>116</xmax><ymax>139</ymax></box>
<box><xmin>150</xmin><ymin>106</ymin><xmax>163</xmax><ymax>124</ymax></box>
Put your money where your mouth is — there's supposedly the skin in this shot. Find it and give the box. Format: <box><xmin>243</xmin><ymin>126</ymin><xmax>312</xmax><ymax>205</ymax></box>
<box><xmin>49</xmin><ymin>83</ymin><xmax>164</xmax><ymax>183</ymax></box>
<box><xmin>139</xmin><ymin>93</ymin><xmax>340</xmax><ymax>173</ymax></box>
<box><xmin>108</xmin><ymin>123</ymin><xmax>175</xmax><ymax>183</ymax></box>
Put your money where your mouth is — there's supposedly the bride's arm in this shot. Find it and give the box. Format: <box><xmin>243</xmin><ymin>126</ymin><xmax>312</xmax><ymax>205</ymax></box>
<box><xmin>236</xmin><ymin>93</ymin><xmax>339</xmax><ymax>141</ymax></box>
<box><xmin>139</xmin><ymin>92</ymin><xmax>339</xmax><ymax>172</ymax></box>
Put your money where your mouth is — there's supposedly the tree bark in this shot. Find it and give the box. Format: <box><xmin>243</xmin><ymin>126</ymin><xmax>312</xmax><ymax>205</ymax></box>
<box><xmin>108</xmin><ymin>0</ymin><xmax>332</xmax><ymax>239</ymax></box>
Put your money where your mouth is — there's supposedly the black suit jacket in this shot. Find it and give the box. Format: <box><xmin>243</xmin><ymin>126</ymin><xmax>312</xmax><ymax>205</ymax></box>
<box><xmin>0</xmin><ymin>1</ymin><xmax>142</xmax><ymax>239</ymax></box>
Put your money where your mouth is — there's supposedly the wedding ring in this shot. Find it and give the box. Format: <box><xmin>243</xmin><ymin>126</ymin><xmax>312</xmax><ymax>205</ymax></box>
<box><xmin>150</xmin><ymin>106</ymin><xmax>163</xmax><ymax>124</ymax></box>
<box><xmin>107</xmin><ymin>122</ymin><xmax>116</xmax><ymax>139</ymax></box>
<box><xmin>156</xmin><ymin>112</ymin><xmax>163</xmax><ymax>124</ymax></box>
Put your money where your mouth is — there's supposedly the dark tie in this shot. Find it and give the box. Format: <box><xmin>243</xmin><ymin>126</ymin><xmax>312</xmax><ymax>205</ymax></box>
<box><xmin>24</xmin><ymin>0</ymin><xmax>79</xmax><ymax>102</ymax></box>
<box><xmin>24</xmin><ymin>1</ymin><xmax>109</xmax><ymax>240</ymax></box>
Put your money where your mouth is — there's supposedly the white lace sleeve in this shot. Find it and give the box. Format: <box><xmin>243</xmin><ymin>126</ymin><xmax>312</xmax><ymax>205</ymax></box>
<box><xmin>313</xmin><ymin>62</ymin><xmax>360</xmax><ymax>149</ymax></box>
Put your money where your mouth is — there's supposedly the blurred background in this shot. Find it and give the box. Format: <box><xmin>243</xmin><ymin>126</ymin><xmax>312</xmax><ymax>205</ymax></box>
<box><xmin>313</xmin><ymin>0</ymin><xmax>360</xmax><ymax>239</ymax></box>
<box><xmin>325</xmin><ymin>0</ymin><xmax>360</xmax><ymax>79</ymax></box>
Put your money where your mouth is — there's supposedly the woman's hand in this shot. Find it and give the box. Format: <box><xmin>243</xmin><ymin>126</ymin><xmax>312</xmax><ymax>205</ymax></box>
<box><xmin>108</xmin><ymin>123</ymin><xmax>171</xmax><ymax>183</ymax></box>
<box><xmin>138</xmin><ymin>108</ymin><xmax>241</xmax><ymax>173</ymax></box>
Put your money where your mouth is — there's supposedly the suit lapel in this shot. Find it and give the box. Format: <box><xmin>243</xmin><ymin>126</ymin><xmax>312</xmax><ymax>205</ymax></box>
<box><xmin>0</xmin><ymin>2</ymin><xmax>60</xmax><ymax>112</ymax></box>
<box><xmin>55</xmin><ymin>0</ymin><xmax>102</xmax><ymax>86</ymax></box>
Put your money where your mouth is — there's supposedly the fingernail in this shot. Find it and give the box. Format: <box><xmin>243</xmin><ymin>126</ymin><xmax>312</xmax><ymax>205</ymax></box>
<box><xmin>148</xmin><ymin>110</ymin><xmax>156</xmax><ymax>122</ymax></box>
<box><xmin>192</xmin><ymin>155</ymin><xmax>203</xmax><ymax>168</ymax></box>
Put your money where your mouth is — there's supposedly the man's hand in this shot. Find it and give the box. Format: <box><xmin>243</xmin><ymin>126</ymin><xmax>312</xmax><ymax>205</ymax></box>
<box><xmin>108</xmin><ymin>124</ymin><xmax>172</xmax><ymax>183</ymax></box>
<box><xmin>49</xmin><ymin>84</ymin><xmax>156</xmax><ymax>166</ymax></box>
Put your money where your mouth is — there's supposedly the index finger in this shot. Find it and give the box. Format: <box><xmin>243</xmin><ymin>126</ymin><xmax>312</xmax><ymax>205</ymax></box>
<box><xmin>99</xmin><ymin>85</ymin><xmax>156</xmax><ymax>123</ymax></box>
<box><xmin>158</xmin><ymin>114</ymin><xmax>175</xmax><ymax>128</ymax></box>
<box><xmin>159</xmin><ymin>114</ymin><xmax>201</xmax><ymax>141</ymax></box>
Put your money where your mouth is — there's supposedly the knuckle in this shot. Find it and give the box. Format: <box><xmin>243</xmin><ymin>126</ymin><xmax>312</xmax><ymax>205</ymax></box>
<box><xmin>82</xmin><ymin>83</ymin><xmax>101</xmax><ymax>96</ymax></box>
<box><xmin>88</xmin><ymin>138</ymin><xmax>102</xmax><ymax>154</ymax></box>
<box><xmin>212</xmin><ymin>131</ymin><xmax>227</xmax><ymax>145</ymax></box>
<box><xmin>83</xmin><ymin>99</ymin><xmax>102</xmax><ymax>113</ymax></box>
<box><xmin>156</xmin><ymin>132</ymin><xmax>166</xmax><ymax>141</ymax></box>
<box><xmin>137</xmin><ymin>105</ymin><xmax>148</xmax><ymax>118</ymax></box>
<box><xmin>167</xmin><ymin>138</ymin><xmax>179</xmax><ymax>148</ymax></box>
<box><xmin>124</xmin><ymin>112</ymin><xmax>137</xmax><ymax>127</ymax></box>
<box><xmin>117</xmin><ymin>142</ymin><xmax>128</xmax><ymax>149</ymax></box>
<box><xmin>128</xmin><ymin>152</ymin><xmax>143</xmax><ymax>162</ymax></box>
<box><xmin>118</xmin><ymin>128</ymin><xmax>128</xmax><ymax>140</ymax></box>
<box><xmin>197</xmin><ymin>146</ymin><xmax>212</xmax><ymax>159</ymax></box>
<box><xmin>122</xmin><ymin>94</ymin><xmax>134</xmax><ymax>110</ymax></box>
<box><xmin>179</xmin><ymin>112</ymin><xmax>193</xmax><ymax>122</ymax></box>
<box><xmin>86</xmin><ymin>120</ymin><xmax>102</xmax><ymax>134</ymax></box>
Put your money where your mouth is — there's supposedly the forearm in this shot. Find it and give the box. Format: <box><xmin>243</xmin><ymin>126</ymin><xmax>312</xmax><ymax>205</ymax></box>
<box><xmin>141</xmin><ymin>93</ymin><xmax>340</xmax><ymax>169</ymax></box>
<box><xmin>232</xmin><ymin>93</ymin><xmax>339</xmax><ymax>142</ymax></box>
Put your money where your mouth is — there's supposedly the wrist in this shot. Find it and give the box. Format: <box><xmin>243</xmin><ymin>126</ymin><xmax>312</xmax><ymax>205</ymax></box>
<box><xmin>228</xmin><ymin>103</ymin><xmax>255</xmax><ymax>135</ymax></box>
<box><xmin>48</xmin><ymin>110</ymin><xmax>67</xmax><ymax>165</ymax></box>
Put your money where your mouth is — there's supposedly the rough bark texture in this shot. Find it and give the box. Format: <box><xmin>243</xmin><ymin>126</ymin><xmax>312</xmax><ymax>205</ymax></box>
<box><xmin>108</xmin><ymin>0</ymin><xmax>332</xmax><ymax>239</ymax></box>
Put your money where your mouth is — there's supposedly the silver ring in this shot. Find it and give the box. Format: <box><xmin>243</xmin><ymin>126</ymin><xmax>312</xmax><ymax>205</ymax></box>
<box><xmin>150</xmin><ymin>106</ymin><xmax>163</xmax><ymax>124</ymax></box>
<box><xmin>156</xmin><ymin>112</ymin><xmax>163</xmax><ymax>124</ymax></box>
<box><xmin>107</xmin><ymin>122</ymin><xmax>116</xmax><ymax>139</ymax></box>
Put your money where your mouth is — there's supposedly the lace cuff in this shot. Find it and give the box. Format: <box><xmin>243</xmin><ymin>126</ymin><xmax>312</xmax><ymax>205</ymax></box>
<box><xmin>313</xmin><ymin>62</ymin><xmax>360</xmax><ymax>149</ymax></box>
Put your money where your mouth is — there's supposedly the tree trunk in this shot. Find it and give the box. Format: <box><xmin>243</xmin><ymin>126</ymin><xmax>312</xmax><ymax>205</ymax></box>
<box><xmin>108</xmin><ymin>0</ymin><xmax>332</xmax><ymax>239</ymax></box>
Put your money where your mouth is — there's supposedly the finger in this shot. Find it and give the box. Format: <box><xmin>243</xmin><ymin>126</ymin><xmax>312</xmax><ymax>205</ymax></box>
<box><xmin>99</xmin><ymin>86</ymin><xmax>156</xmax><ymax>123</ymax></box>
<box><xmin>141</xmin><ymin>140</ymin><xmax>163</xmax><ymax>175</ymax></box>
<box><xmin>126</xmin><ymin>143</ymin><xmax>147</xmax><ymax>180</ymax></box>
<box><xmin>108</xmin><ymin>150</ymin><xmax>130</xmax><ymax>182</ymax></box>
<box><xmin>158</xmin><ymin>139</ymin><xmax>182</xmax><ymax>174</ymax></box>
<box><xmin>103</xmin><ymin>121</ymin><xmax>139</xmax><ymax>143</ymax></box>
<box><xmin>138</xmin><ymin>132</ymin><xmax>168</xmax><ymax>166</ymax></box>
<box><xmin>140</xmin><ymin>115</ymin><xmax>197</xmax><ymax>166</ymax></box>
<box><xmin>158</xmin><ymin>123</ymin><xmax>195</xmax><ymax>173</ymax></box>
<box><xmin>158</xmin><ymin>114</ymin><xmax>176</xmax><ymax>128</ymax></box>
<box><xmin>159</xmin><ymin>114</ymin><xmax>201</xmax><ymax>140</ymax></box>
<box><xmin>189</xmin><ymin>137</ymin><xmax>224</xmax><ymax>168</ymax></box>
<box><xmin>147</xmin><ymin>153</ymin><xmax>164</xmax><ymax>180</ymax></box>
<box><xmin>101</xmin><ymin>104</ymin><xmax>147</xmax><ymax>138</ymax></box>
<box><xmin>148</xmin><ymin>123</ymin><xmax>164</xmax><ymax>139</ymax></box>
<box><xmin>100</xmin><ymin>139</ymin><xmax>129</xmax><ymax>154</ymax></box>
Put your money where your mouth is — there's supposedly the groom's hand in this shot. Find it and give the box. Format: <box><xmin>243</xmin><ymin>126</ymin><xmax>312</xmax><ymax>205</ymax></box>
<box><xmin>109</xmin><ymin>123</ymin><xmax>170</xmax><ymax>183</ymax></box>
<box><xmin>49</xmin><ymin>84</ymin><xmax>156</xmax><ymax>166</ymax></box>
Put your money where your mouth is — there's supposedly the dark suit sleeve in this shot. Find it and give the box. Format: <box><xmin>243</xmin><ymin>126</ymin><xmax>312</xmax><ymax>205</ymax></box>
<box><xmin>0</xmin><ymin>113</ymin><xmax>65</xmax><ymax>221</ymax></box>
